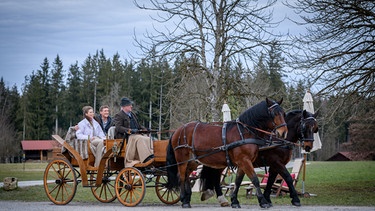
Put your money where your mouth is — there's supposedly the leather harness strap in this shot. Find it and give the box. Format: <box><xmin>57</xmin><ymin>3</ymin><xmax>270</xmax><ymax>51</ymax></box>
<box><xmin>221</xmin><ymin>122</ymin><xmax>267</xmax><ymax>167</ymax></box>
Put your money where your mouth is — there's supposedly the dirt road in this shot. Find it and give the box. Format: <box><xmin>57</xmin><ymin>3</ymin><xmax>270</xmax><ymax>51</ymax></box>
<box><xmin>1</xmin><ymin>201</ymin><xmax>374</xmax><ymax>211</ymax></box>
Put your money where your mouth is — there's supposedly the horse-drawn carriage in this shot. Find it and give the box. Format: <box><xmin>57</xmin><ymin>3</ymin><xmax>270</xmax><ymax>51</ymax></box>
<box><xmin>44</xmin><ymin>127</ymin><xmax>180</xmax><ymax>206</ymax></box>
<box><xmin>44</xmin><ymin>98</ymin><xmax>318</xmax><ymax>208</ymax></box>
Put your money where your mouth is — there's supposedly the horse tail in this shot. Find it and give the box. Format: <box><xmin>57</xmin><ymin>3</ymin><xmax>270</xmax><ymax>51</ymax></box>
<box><xmin>166</xmin><ymin>136</ymin><xmax>179</xmax><ymax>188</ymax></box>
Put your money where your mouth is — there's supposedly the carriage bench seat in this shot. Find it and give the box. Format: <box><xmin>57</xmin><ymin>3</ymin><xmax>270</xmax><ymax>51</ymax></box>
<box><xmin>62</xmin><ymin>126</ymin><xmax>91</xmax><ymax>161</ymax></box>
<box><xmin>104</xmin><ymin>139</ymin><xmax>169</xmax><ymax>166</ymax></box>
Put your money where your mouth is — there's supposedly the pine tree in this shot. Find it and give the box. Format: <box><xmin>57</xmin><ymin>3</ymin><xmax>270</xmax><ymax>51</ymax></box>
<box><xmin>50</xmin><ymin>55</ymin><xmax>65</xmax><ymax>134</ymax></box>
<box><xmin>0</xmin><ymin>78</ymin><xmax>20</xmax><ymax>160</ymax></box>
<box><xmin>64</xmin><ymin>62</ymin><xmax>83</xmax><ymax>127</ymax></box>
<box><xmin>80</xmin><ymin>54</ymin><xmax>96</xmax><ymax>107</ymax></box>
<box><xmin>23</xmin><ymin>60</ymin><xmax>51</xmax><ymax>140</ymax></box>
<box><xmin>96</xmin><ymin>49</ymin><xmax>113</xmax><ymax>111</ymax></box>
<box><xmin>267</xmin><ymin>42</ymin><xmax>286</xmax><ymax>99</ymax></box>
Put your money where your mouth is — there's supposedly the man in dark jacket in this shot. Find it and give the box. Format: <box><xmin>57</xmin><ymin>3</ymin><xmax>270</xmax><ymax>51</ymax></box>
<box><xmin>94</xmin><ymin>105</ymin><xmax>113</xmax><ymax>135</ymax></box>
<box><xmin>113</xmin><ymin>97</ymin><xmax>154</xmax><ymax>167</ymax></box>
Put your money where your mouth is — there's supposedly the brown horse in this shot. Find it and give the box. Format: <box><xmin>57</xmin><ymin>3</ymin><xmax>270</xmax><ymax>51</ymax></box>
<box><xmin>166</xmin><ymin>98</ymin><xmax>288</xmax><ymax>208</ymax></box>
<box><xmin>200</xmin><ymin>110</ymin><xmax>319</xmax><ymax>207</ymax></box>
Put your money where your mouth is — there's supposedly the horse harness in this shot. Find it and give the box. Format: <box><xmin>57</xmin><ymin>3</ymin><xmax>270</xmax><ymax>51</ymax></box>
<box><xmin>173</xmin><ymin>120</ymin><xmax>292</xmax><ymax>168</ymax></box>
<box><xmin>169</xmin><ymin>111</ymin><xmax>317</xmax><ymax>170</ymax></box>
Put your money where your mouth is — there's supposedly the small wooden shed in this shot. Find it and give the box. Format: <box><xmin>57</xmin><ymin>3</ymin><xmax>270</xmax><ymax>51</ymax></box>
<box><xmin>326</xmin><ymin>152</ymin><xmax>353</xmax><ymax>161</ymax></box>
<box><xmin>21</xmin><ymin>140</ymin><xmax>60</xmax><ymax>161</ymax></box>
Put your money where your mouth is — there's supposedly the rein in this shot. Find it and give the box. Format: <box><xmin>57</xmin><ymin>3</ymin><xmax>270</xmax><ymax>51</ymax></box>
<box><xmin>235</xmin><ymin>119</ymin><xmax>280</xmax><ymax>137</ymax></box>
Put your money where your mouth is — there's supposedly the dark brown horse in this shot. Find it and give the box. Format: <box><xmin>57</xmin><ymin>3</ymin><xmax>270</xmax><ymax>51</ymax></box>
<box><xmin>166</xmin><ymin>98</ymin><xmax>288</xmax><ymax>208</ymax></box>
<box><xmin>200</xmin><ymin>110</ymin><xmax>318</xmax><ymax>208</ymax></box>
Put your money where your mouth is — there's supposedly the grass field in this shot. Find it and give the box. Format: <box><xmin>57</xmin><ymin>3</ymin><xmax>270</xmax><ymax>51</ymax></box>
<box><xmin>0</xmin><ymin>161</ymin><xmax>374</xmax><ymax>206</ymax></box>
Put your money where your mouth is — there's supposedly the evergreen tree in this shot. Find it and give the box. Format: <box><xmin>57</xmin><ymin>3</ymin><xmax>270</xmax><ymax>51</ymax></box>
<box><xmin>283</xmin><ymin>80</ymin><xmax>305</xmax><ymax>111</ymax></box>
<box><xmin>120</xmin><ymin>59</ymin><xmax>135</xmax><ymax>98</ymax></box>
<box><xmin>0</xmin><ymin>78</ymin><xmax>20</xmax><ymax>161</ymax></box>
<box><xmin>23</xmin><ymin>61</ymin><xmax>51</xmax><ymax>140</ymax></box>
<box><xmin>64</xmin><ymin>62</ymin><xmax>83</xmax><ymax>128</ymax></box>
<box><xmin>133</xmin><ymin>59</ymin><xmax>152</xmax><ymax>127</ymax></box>
<box><xmin>50</xmin><ymin>55</ymin><xmax>65</xmax><ymax>134</ymax></box>
<box><xmin>101</xmin><ymin>53</ymin><xmax>125</xmax><ymax>115</ymax></box>
<box><xmin>8</xmin><ymin>85</ymin><xmax>21</xmax><ymax>135</ymax></box>
<box><xmin>251</xmin><ymin>54</ymin><xmax>271</xmax><ymax>101</ymax></box>
<box><xmin>80</xmin><ymin>54</ymin><xmax>96</xmax><ymax>107</ymax></box>
<box><xmin>96</xmin><ymin>49</ymin><xmax>112</xmax><ymax>111</ymax></box>
<box><xmin>156</xmin><ymin>58</ymin><xmax>173</xmax><ymax>132</ymax></box>
<box><xmin>267</xmin><ymin>42</ymin><xmax>286</xmax><ymax>99</ymax></box>
<box><xmin>39</xmin><ymin>58</ymin><xmax>53</xmax><ymax>139</ymax></box>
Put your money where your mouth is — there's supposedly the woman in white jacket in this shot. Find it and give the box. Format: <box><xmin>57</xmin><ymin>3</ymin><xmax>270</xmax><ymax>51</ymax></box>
<box><xmin>76</xmin><ymin>106</ymin><xmax>106</xmax><ymax>167</ymax></box>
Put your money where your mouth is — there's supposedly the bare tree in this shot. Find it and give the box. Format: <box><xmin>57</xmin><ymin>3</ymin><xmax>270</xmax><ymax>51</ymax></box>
<box><xmin>284</xmin><ymin>1</ymin><xmax>375</xmax><ymax>159</ymax></box>
<box><xmin>286</xmin><ymin>0</ymin><xmax>375</xmax><ymax>99</ymax></box>
<box><xmin>101</xmin><ymin>82</ymin><xmax>121</xmax><ymax>116</ymax></box>
<box><xmin>134</xmin><ymin>0</ymin><xmax>278</xmax><ymax>121</ymax></box>
<box><xmin>0</xmin><ymin>114</ymin><xmax>18</xmax><ymax>162</ymax></box>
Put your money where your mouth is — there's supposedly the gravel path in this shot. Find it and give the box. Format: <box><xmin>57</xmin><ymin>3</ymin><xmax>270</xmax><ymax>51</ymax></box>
<box><xmin>0</xmin><ymin>201</ymin><xmax>374</xmax><ymax>211</ymax></box>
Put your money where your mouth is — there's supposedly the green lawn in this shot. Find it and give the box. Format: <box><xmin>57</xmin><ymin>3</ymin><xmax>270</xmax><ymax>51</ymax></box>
<box><xmin>0</xmin><ymin>161</ymin><xmax>374</xmax><ymax>206</ymax></box>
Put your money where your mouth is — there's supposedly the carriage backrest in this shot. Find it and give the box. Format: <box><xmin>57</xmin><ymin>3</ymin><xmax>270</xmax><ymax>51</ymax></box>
<box><xmin>62</xmin><ymin>126</ymin><xmax>89</xmax><ymax>160</ymax></box>
<box><xmin>107</xmin><ymin>126</ymin><xmax>116</xmax><ymax>139</ymax></box>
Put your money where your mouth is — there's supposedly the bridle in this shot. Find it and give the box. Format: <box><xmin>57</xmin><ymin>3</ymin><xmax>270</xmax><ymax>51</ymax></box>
<box><xmin>299</xmin><ymin>115</ymin><xmax>317</xmax><ymax>144</ymax></box>
<box><xmin>268</xmin><ymin>102</ymin><xmax>287</xmax><ymax>131</ymax></box>
<box><xmin>234</xmin><ymin>102</ymin><xmax>287</xmax><ymax>139</ymax></box>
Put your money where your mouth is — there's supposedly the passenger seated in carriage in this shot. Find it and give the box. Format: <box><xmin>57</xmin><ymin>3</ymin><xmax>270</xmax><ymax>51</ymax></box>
<box><xmin>76</xmin><ymin>106</ymin><xmax>106</xmax><ymax>167</ymax></box>
<box><xmin>113</xmin><ymin>97</ymin><xmax>154</xmax><ymax>167</ymax></box>
<box><xmin>94</xmin><ymin>105</ymin><xmax>114</xmax><ymax>136</ymax></box>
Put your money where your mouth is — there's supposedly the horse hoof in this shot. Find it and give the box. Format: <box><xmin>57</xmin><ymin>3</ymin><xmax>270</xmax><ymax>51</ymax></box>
<box><xmin>201</xmin><ymin>189</ymin><xmax>215</xmax><ymax>201</ymax></box>
<box><xmin>182</xmin><ymin>203</ymin><xmax>191</xmax><ymax>208</ymax></box>
<box><xmin>218</xmin><ymin>195</ymin><xmax>229</xmax><ymax>207</ymax></box>
<box><xmin>292</xmin><ymin>201</ymin><xmax>301</xmax><ymax>207</ymax></box>
<box><xmin>260</xmin><ymin>203</ymin><xmax>272</xmax><ymax>209</ymax></box>
<box><xmin>231</xmin><ymin>204</ymin><xmax>241</xmax><ymax>208</ymax></box>
<box><xmin>221</xmin><ymin>202</ymin><xmax>229</xmax><ymax>207</ymax></box>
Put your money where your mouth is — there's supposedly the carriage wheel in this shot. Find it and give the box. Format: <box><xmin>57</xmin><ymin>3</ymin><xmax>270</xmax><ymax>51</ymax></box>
<box><xmin>115</xmin><ymin>167</ymin><xmax>145</xmax><ymax>207</ymax></box>
<box><xmin>155</xmin><ymin>175</ymin><xmax>180</xmax><ymax>205</ymax></box>
<box><xmin>91</xmin><ymin>170</ymin><xmax>117</xmax><ymax>203</ymax></box>
<box><xmin>43</xmin><ymin>158</ymin><xmax>77</xmax><ymax>205</ymax></box>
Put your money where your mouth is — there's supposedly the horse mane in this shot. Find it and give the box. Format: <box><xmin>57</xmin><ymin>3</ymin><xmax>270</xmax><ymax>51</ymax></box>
<box><xmin>286</xmin><ymin>109</ymin><xmax>302</xmax><ymax>118</ymax></box>
<box><xmin>226</xmin><ymin>99</ymin><xmax>284</xmax><ymax>132</ymax></box>
<box><xmin>286</xmin><ymin>109</ymin><xmax>314</xmax><ymax>121</ymax></box>
<box><xmin>238</xmin><ymin>99</ymin><xmax>285</xmax><ymax>130</ymax></box>
<box><xmin>286</xmin><ymin>109</ymin><xmax>302</xmax><ymax>116</ymax></box>
<box><xmin>237</xmin><ymin>100</ymin><xmax>269</xmax><ymax>128</ymax></box>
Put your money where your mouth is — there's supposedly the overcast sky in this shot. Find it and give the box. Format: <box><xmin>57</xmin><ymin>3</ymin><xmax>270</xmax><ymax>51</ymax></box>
<box><xmin>0</xmin><ymin>0</ymin><xmax>300</xmax><ymax>92</ymax></box>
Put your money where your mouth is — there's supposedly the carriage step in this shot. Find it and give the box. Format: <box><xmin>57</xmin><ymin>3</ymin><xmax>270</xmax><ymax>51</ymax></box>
<box><xmin>134</xmin><ymin>158</ymin><xmax>154</xmax><ymax>168</ymax></box>
<box><xmin>86</xmin><ymin>166</ymin><xmax>98</xmax><ymax>171</ymax></box>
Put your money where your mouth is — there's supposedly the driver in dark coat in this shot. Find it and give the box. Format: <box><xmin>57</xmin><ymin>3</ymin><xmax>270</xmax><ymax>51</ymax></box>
<box><xmin>113</xmin><ymin>97</ymin><xmax>154</xmax><ymax>167</ymax></box>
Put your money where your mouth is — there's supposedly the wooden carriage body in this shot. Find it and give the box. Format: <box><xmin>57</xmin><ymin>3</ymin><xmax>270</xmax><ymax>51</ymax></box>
<box><xmin>58</xmin><ymin>126</ymin><xmax>168</xmax><ymax>170</ymax></box>
<box><xmin>44</xmin><ymin>127</ymin><xmax>176</xmax><ymax>207</ymax></box>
